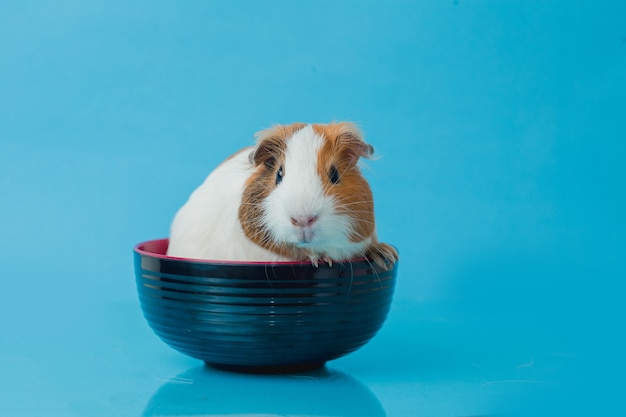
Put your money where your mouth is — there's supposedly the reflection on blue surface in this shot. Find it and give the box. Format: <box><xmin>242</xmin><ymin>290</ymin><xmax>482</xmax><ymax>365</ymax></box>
<box><xmin>144</xmin><ymin>366</ymin><xmax>385</xmax><ymax>417</ymax></box>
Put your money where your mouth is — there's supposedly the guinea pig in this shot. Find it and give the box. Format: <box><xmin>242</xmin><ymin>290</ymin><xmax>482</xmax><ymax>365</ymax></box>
<box><xmin>166</xmin><ymin>122</ymin><xmax>398</xmax><ymax>269</ymax></box>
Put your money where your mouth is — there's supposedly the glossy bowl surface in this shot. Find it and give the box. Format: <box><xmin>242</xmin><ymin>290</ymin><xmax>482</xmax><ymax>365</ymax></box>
<box><xmin>134</xmin><ymin>238</ymin><xmax>397</xmax><ymax>373</ymax></box>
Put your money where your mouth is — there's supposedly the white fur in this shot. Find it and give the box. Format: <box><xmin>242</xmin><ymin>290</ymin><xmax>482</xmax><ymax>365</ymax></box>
<box><xmin>167</xmin><ymin>148</ymin><xmax>289</xmax><ymax>262</ymax></box>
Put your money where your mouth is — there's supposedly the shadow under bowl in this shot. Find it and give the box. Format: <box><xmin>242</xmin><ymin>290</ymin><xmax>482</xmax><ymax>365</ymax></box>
<box><xmin>134</xmin><ymin>238</ymin><xmax>398</xmax><ymax>373</ymax></box>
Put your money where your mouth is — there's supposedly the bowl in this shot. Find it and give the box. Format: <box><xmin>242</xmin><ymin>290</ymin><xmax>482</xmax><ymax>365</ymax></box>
<box><xmin>134</xmin><ymin>238</ymin><xmax>398</xmax><ymax>373</ymax></box>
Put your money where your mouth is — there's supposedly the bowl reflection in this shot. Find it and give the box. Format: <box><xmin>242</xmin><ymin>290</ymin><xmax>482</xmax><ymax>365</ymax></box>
<box><xmin>143</xmin><ymin>365</ymin><xmax>386</xmax><ymax>417</ymax></box>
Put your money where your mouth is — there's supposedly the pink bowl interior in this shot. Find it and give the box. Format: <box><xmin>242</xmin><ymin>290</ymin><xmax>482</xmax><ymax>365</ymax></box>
<box><xmin>134</xmin><ymin>238</ymin><xmax>368</xmax><ymax>266</ymax></box>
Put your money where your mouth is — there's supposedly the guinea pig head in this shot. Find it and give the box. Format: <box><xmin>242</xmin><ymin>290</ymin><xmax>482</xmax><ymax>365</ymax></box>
<box><xmin>240</xmin><ymin>122</ymin><xmax>376</xmax><ymax>261</ymax></box>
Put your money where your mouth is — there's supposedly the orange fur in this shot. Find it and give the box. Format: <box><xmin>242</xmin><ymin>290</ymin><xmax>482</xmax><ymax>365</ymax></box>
<box><xmin>313</xmin><ymin>123</ymin><xmax>375</xmax><ymax>243</ymax></box>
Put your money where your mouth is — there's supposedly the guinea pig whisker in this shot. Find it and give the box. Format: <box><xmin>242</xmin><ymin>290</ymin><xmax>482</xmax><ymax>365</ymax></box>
<box><xmin>338</xmin><ymin>212</ymin><xmax>375</xmax><ymax>224</ymax></box>
<box><xmin>362</xmin><ymin>251</ymin><xmax>382</xmax><ymax>287</ymax></box>
<box><xmin>336</xmin><ymin>209</ymin><xmax>377</xmax><ymax>224</ymax></box>
<box><xmin>243</xmin><ymin>222</ymin><xmax>267</xmax><ymax>235</ymax></box>
<box><xmin>338</xmin><ymin>208</ymin><xmax>376</xmax><ymax>215</ymax></box>
<box><xmin>347</xmin><ymin>260</ymin><xmax>354</xmax><ymax>295</ymax></box>
<box><xmin>342</xmin><ymin>217</ymin><xmax>376</xmax><ymax>225</ymax></box>
<box><xmin>336</xmin><ymin>203</ymin><xmax>375</xmax><ymax>212</ymax></box>
<box><xmin>337</xmin><ymin>199</ymin><xmax>375</xmax><ymax>205</ymax></box>
<box><xmin>336</xmin><ymin>203</ymin><xmax>376</xmax><ymax>213</ymax></box>
<box><xmin>240</xmin><ymin>220</ymin><xmax>269</xmax><ymax>237</ymax></box>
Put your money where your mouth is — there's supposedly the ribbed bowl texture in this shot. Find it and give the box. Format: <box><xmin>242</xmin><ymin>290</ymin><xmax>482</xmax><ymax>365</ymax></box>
<box><xmin>134</xmin><ymin>238</ymin><xmax>397</xmax><ymax>373</ymax></box>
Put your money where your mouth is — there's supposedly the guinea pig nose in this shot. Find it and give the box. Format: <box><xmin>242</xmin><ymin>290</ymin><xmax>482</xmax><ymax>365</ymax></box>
<box><xmin>290</xmin><ymin>215</ymin><xmax>318</xmax><ymax>228</ymax></box>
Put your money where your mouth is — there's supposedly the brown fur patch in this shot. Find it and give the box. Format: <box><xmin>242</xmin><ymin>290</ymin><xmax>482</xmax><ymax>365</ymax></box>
<box><xmin>239</xmin><ymin>122</ymin><xmax>310</xmax><ymax>260</ymax></box>
<box><xmin>313</xmin><ymin>122</ymin><xmax>375</xmax><ymax>244</ymax></box>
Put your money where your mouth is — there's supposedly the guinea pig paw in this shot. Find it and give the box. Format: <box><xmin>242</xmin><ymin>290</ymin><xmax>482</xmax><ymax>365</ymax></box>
<box><xmin>307</xmin><ymin>254</ymin><xmax>333</xmax><ymax>268</ymax></box>
<box><xmin>366</xmin><ymin>242</ymin><xmax>399</xmax><ymax>270</ymax></box>
<box><xmin>308</xmin><ymin>255</ymin><xmax>321</xmax><ymax>268</ymax></box>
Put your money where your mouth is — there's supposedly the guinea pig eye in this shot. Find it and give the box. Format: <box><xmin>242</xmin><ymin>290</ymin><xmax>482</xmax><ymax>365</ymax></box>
<box><xmin>276</xmin><ymin>165</ymin><xmax>284</xmax><ymax>185</ymax></box>
<box><xmin>329</xmin><ymin>165</ymin><xmax>340</xmax><ymax>184</ymax></box>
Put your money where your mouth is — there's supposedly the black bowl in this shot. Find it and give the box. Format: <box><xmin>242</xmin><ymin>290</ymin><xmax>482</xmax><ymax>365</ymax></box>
<box><xmin>134</xmin><ymin>239</ymin><xmax>398</xmax><ymax>373</ymax></box>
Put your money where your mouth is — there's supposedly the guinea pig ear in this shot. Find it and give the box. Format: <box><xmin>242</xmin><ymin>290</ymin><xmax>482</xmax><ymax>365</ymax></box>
<box><xmin>336</xmin><ymin>123</ymin><xmax>375</xmax><ymax>166</ymax></box>
<box><xmin>251</xmin><ymin>123</ymin><xmax>307</xmax><ymax>167</ymax></box>
<box><xmin>250</xmin><ymin>128</ymin><xmax>286</xmax><ymax>168</ymax></box>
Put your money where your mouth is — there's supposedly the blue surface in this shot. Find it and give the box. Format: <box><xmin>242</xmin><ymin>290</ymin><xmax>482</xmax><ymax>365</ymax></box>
<box><xmin>1</xmin><ymin>1</ymin><xmax>624</xmax><ymax>415</ymax></box>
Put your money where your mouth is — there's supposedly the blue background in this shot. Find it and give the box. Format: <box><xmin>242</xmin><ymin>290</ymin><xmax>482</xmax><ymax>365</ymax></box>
<box><xmin>1</xmin><ymin>1</ymin><xmax>624</xmax><ymax>415</ymax></box>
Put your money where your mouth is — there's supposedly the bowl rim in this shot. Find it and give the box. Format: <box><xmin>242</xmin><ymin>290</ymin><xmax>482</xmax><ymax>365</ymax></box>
<box><xmin>134</xmin><ymin>238</ymin><xmax>370</xmax><ymax>266</ymax></box>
